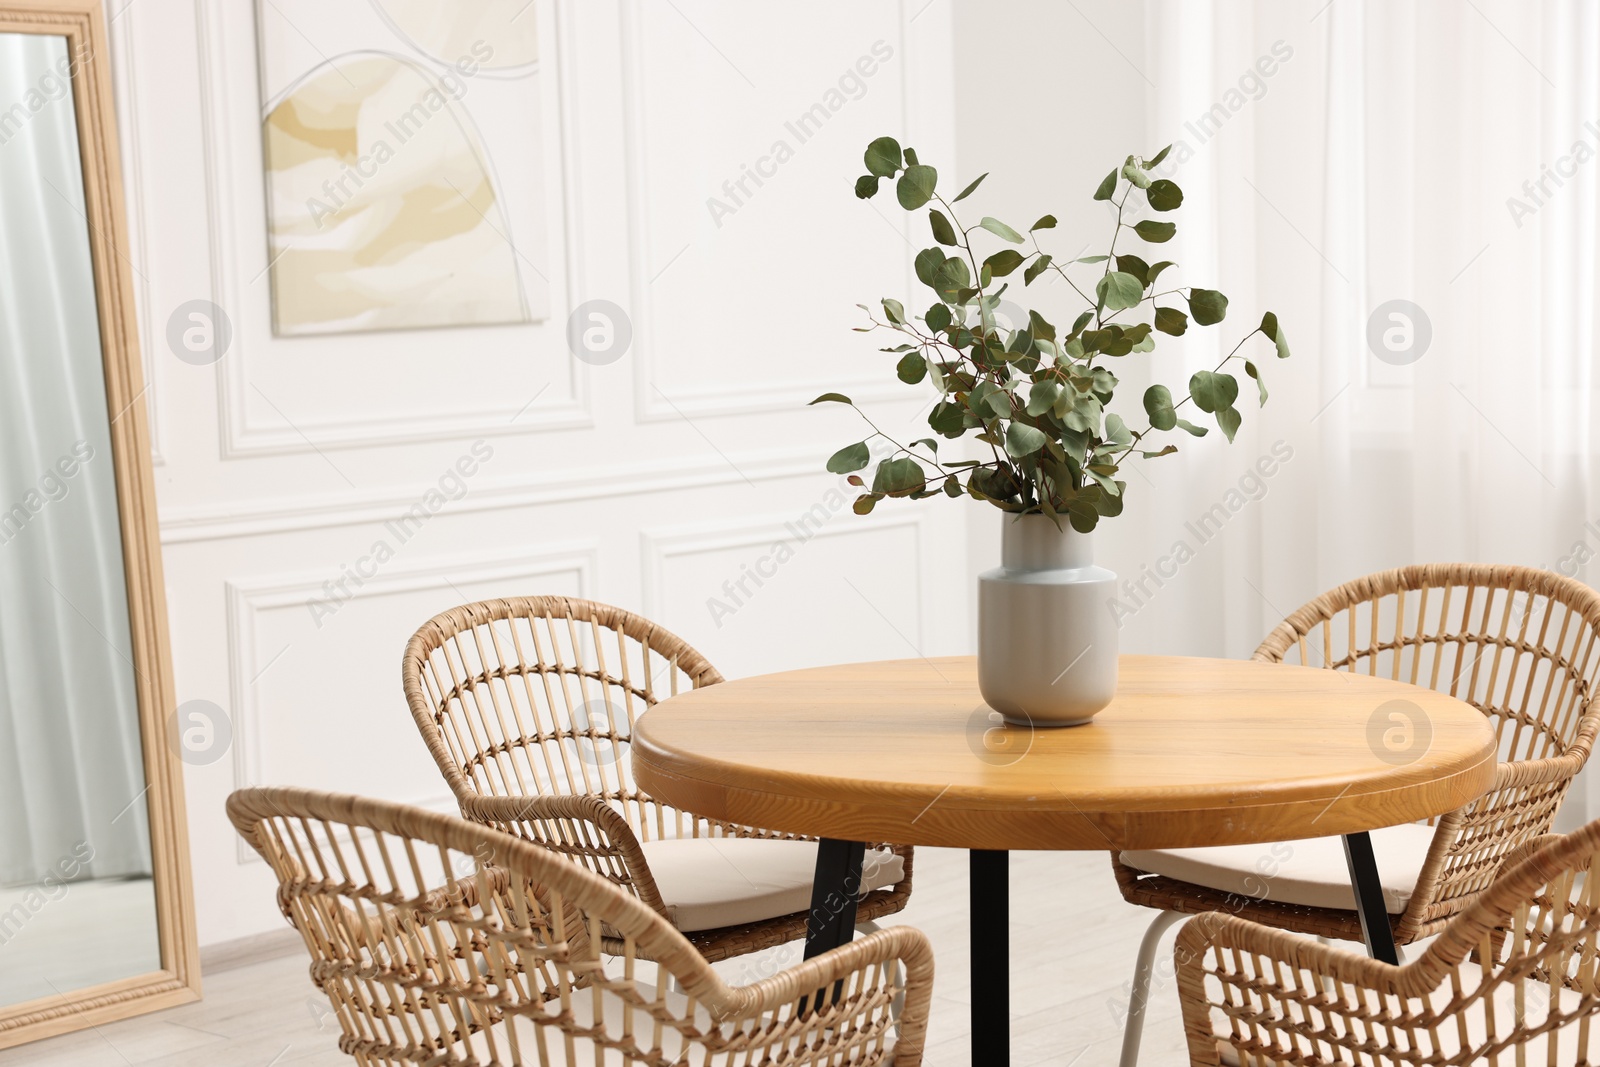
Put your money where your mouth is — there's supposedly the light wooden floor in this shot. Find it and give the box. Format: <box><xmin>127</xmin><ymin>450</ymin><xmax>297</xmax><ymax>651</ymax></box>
<box><xmin>0</xmin><ymin>847</ymin><xmax>1220</xmax><ymax>1065</ymax></box>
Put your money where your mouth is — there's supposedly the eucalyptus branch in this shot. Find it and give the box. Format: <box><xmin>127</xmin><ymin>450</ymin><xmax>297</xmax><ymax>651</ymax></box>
<box><xmin>830</xmin><ymin>137</ymin><xmax>1292</xmax><ymax>524</ymax></box>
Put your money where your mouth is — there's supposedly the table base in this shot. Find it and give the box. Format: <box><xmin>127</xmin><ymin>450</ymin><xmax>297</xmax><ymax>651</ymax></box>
<box><xmin>803</xmin><ymin>833</ymin><xmax>1399</xmax><ymax>1063</ymax></box>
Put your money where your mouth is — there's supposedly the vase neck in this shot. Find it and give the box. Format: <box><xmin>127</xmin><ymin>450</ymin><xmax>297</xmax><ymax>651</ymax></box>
<box><xmin>1001</xmin><ymin>514</ymin><xmax>1093</xmax><ymax>569</ymax></box>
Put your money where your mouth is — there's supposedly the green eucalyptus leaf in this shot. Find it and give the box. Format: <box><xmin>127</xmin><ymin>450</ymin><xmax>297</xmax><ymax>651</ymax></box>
<box><xmin>896</xmin><ymin>352</ymin><xmax>926</xmax><ymax>384</ymax></box>
<box><xmin>1146</xmin><ymin>179</ymin><xmax>1183</xmax><ymax>211</ymax></box>
<box><xmin>924</xmin><ymin>303</ymin><xmax>951</xmax><ymax>333</ymax></box>
<box><xmin>1216</xmin><ymin>405</ymin><xmax>1242</xmax><ymax>442</ymax></box>
<box><xmin>1143</xmin><ymin>384</ymin><xmax>1177</xmax><ymax>430</ymax></box>
<box><xmin>1005</xmin><ymin>421</ymin><xmax>1049</xmax><ymax>457</ymax></box>
<box><xmin>1086</xmin><ymin>467</ymin><xmax>1122</xmax><ymax>497</ymax></box>
<box><xmin>984</xmin><ymin>249</ymin><xmax>1026</xmax><ymax>277</ymax></box>
<box><xmin>983</xmin><ymin>388</ymin><xmax>1014</xmax><ymax>419</ymax></box>
<box><xmin>1122</xmin><ymin>162</ymin><xmax>1151</xmax><ymax>189</ymax></box>
<box><xmin>1024</xmin><ymin>254</ymin><xmax>1053</xmax><ymax>286</ymax></box>
<box><xmin>1261</xmin><ymin>311</ymin><xmax>1290</xmax><ymax>358</ymax></box>
<box><xmin>882</xmin><ymin>297</ymin><xmax>906</xmax><ymax>324</ymax></box>
<box><xmin>854</xmin><ymin>175</ymin><xmax>881</xmax><ymax>199</ymax></box>
<box><xmin>896</xmin><ymin>164</ymin><xmax>938</xmax><ymax>210</ymax></box>
<box><xmin>1188</xmin><ymin>288</ymin><xmax>1229</xmax><ymax>325</ymax></box>
<box><xmin>1032</xmin><ymin>214</ymin><xmax>1057</xmax><ymax>230</ymax></box>
<box><xmin>914</xmin><ymin>247</ymin><xmax>945</xmax><ymax>287</ymax></box>
<box><xmin>1154</xmin><ymin>306</ymin><xmax>1188</xmax><ymax>336</ymax></box>
<box><xmin>1140</xmin><ymin>444</ymin><xmax>1178</xmax><ymax>458</ymax></box>
<box><xmin>943</xmin><ymin>474</ymin><xmax>962</xmax><ymax>497</ymax></box>
<box><xmin>903</xmin><ymin>147</ymin><xmax>919</xmax><ymax>165</ymax></box>
<box><xmin>1175</xmin><ymin>417</ymin><xmax>1209</xmax><ymax>437</ymax></box>
<box><xmin>953</xmin><ymin>172</ymin><xmax>988</xmax><ymax>201</ymax></box>
<box><xmin>1062</xmin><ymin>393</ymin><xmax>1103</xmax><ymax>434</ymax></box>
<box><xmin>932</xmin><ymin>257</ymin><xmax>970</xmax><ymax>302</ymax></box>
<box><xmin>1093</xmin><ymin>167</ymin><xmax>1118</xmax><ymax>201</ymax></box>
<box><xmin>826</xmin><ymin>442</ymin><xmax>871</xmax><ymax>474</ymax></box>
<box><xmin>864</xmin><ymin>136</ymin><xmax>902</xmax><ymax>177</ymax></box>
<box><xmin>1094</xmin><ymin>481</ymin><xmax>1127</xmax><ymax>516</ymax></box>
<box><xmin>1068</xmin><ymin>508</ymin><xmax>1099</xmax><ymax>533</ymax></box>
<box><xmin>1147</xmin><ymin>145</ymin><xmax>1172</xmax><ymax>167</ymax></box>
<box><xmin>1134</xmin><ymin>219</ymin><xmax>1176</xmax><ymax>243</ymax></box>
<box><xmin>979</xmin><ymin>216</ymin><xmax>1025</xmax><ymax>243</ymax></box>
<box><xmin>929</xmin><ymin>209</ymin><xmax>959</xmax><ymax>246</ymax></box>
<box><xmin>1076</xmin><ymin>255</ymin><xmax>1110</xmax><ymax>264</ymax></box>
<box><xmin>853</xmin><ymin>493</ymin><xmax>878</xmax><ymax>515</ymax></box>
<box><xmin>928</xmin><ymin>400</ymin><xmax>965</xmax><ymax>436</ymax></box>
<box><xmin>1028</xmin><ymin>309</ymin><xmax>1056</xmax><ymax>343</ymax></box>
<box><xmin>1145</xmin><ymin>260</ymin><xmax>1176</xmax><ymax>288</ymax></box>
<box><xmin>872</xmin><ymin>456</ymin><xmax>925</xmax><ymax>496</ymax></box>
<box><xmin>1189</xmin><ymin>370</ymin><xmax>1239</xmax><ymax>413</ymax></box>
<box><xmin>810</xmin><ymin>392</ymin><xmax>853</xmax><ymax>406</ymax></box>
<box><xmin>1104</xmin><ymin>412</ymin><xmax>1133</xmax><ymax>446</ymax></box>
<box><xmin>1245</xmin><ymin>360</ymin><xmax>1268</xmax><ymax>405</ymax></box>
<box><xmin>1096</xmin><ymin>271</ymin><xmax>1145</xmax><ymax>312</ymax></box>
<box><xmin>1115</xmin><ymin>254</ymin><xmax>1151</xmax><ymax>286</ymax></box>
<box><xmin>1026</xmin><ymin>380</ymin><xmax>1064</xmax><ymax>416</ymax></box>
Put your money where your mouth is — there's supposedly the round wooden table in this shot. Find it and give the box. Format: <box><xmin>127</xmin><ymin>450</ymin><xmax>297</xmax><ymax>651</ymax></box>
<box><xmin>632</xmin><ymin>655</ymin><xmax>1497</xmax><ymax>1064</ymax></box>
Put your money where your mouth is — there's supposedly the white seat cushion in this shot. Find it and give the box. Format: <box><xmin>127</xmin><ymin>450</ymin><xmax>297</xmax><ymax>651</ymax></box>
<box><xmin>1121</xmin><ymin>822</ymin><xmax>1438</xmax><ymax>914</ymax></box>
<box><xmin>637</xmin><ymin>837</ymin><xmax>905</xmax><ymax>932</ymax></box>
<box><xmin>1213</xmin><ymin>964</ymin><xmax>1598</xmax><ymax>1065</ymax></box>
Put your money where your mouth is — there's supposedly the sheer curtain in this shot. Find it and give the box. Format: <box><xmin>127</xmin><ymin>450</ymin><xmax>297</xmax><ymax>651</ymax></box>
<box><xmin>1120</xmin><ymin>0</ymin><xmax>1600</xmax><ymax>824</ymax></box>
<box><xmin>0</xmin><ymin>33</ymin><xmax>151</xmax><ymax>883</ymax></box>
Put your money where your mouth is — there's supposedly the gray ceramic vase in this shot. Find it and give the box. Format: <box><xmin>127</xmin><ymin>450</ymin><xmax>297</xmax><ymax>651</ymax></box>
<box><xmin>977</xmin><ymin>514</ymin><xmax>1119</xmax><ymax>726</ymax></box>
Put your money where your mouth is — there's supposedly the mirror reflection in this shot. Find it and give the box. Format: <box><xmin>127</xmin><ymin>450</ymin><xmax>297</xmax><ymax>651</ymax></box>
<box><xmin>0</xmin><ymin>31</ymin><xmax>160</xmax><ymax>1007</ymax></box>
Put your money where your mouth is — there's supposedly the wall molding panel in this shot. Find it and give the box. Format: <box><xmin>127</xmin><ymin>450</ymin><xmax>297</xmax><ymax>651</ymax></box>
<box><xmin>193</xmin><ymin>0</ymin><xmax>592</xmax><ymax>458</ymax></box>
<box><xmin>640</xmin><ymin>507</ymin><xmax>932</xmax><ymax>650</ymax></box>
<box><xmin>619</xmin><ymin>0</ymin><xmax>919</xmax><ymax>424</ymax></box>
<box><xmin>223</xmin><ymin>545</ymin><xmax>597</xmax><ymax>863</ymax></box>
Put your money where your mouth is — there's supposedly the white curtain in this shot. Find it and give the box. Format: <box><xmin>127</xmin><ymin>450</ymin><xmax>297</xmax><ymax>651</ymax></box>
<box><xmin>1115</xmin><ymin>0</ymin><xmax>1600</xmax><ymax>824</ymax></box>
<box><xmin>0</xmin><ymin>33</ymin><xmax>151</xmax><ymax>883</ymax></box>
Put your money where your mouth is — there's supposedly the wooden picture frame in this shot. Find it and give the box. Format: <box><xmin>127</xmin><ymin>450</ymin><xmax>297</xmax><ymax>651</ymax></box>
<box><xmin>0</xmin><ymin>0</ymin><xmax>200</xmax><ymax>1048</ymax></box>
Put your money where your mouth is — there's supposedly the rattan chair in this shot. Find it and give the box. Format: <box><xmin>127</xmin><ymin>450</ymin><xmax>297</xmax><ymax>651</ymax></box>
<box><xmin>1176</xmin><ymin>822</ymin><xmax>1600</xmax><ymax>1064</ymax></box>
<box><xmin>229</xmin><ymin>787</ymin><xmax>931</xmax><ymax>1066</ymax></box>
<box><xmin>1114</xmin><ymin>564</ymin><xmax>1600</xmax><ymax>1065</ymax></box>
<box><xmin>402</xmin><ymin>596</ymin><xmax>914</xmax><ymax>965</ymax></box>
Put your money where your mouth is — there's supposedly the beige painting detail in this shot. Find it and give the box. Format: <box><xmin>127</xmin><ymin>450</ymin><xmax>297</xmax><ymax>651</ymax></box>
<box><xmin>263</xmin><ymin>54</ymin><xmax>529</xmax><ymax>336</ymax></box>
<box><xmin>371</xmin><ymin>0</ymin><xmax>540</xmax><ymax>72</ymax></box>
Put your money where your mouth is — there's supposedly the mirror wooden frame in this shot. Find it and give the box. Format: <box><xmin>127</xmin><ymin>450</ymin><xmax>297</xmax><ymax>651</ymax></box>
<box><xmin>0</xmin><ymin>0</ymin><xmax>200</xmax><ymax>1049</ymax></box>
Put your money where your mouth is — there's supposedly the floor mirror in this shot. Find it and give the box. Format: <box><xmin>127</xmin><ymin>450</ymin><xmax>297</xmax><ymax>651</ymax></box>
<box><xmin>0</xmin><ymin>0</ymin><xmax>199</xmax><ymax>1048</ymax></box>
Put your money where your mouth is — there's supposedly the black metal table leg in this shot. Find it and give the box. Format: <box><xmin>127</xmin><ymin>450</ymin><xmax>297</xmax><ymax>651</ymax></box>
<box><xmin>801</xmin><ymin>838</ymin><xmax>866</xmax><ymax>1011</ymax></box>
<box><xmin>1342</xmin><ymin>832</ymin><xmax>1399</xmax><ymax>964</ymax></box>
<box><xmin>970</xmin><ymin>849</ymin><xmax>1010</xmax><ymax>1065</ymax></box>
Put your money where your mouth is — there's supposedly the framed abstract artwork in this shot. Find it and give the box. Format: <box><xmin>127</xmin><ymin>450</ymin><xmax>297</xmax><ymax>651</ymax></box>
<box><xmin>255</xmin><ymin>0</ymin><xmax>550</xmax><ymax>336</ymax></box>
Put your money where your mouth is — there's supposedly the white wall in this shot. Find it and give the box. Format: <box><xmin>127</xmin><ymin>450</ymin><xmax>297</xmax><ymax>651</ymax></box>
<box><xmin>107</xmin><ymin>0</ymin><xmax>963</xmax><ymax>945</ymax></box>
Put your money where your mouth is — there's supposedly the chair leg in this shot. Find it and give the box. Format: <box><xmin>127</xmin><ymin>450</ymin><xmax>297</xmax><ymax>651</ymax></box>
<box><xmin>1119</xmin><ymin>910</ymin><xmax>1186</xmax><ymax>1067</ymax></box>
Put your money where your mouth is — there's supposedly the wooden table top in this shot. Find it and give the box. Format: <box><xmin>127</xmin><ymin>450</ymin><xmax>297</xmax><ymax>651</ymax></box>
<box><xmin>632</xmin><ymin>655</ymin><xmax>1498</xmax><ymax>851</ymax></box>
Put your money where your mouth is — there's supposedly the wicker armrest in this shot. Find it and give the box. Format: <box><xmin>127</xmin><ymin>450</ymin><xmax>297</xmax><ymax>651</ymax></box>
<box><xmin>711</xmin><ymin>925</ymin><xmax>933</xmax><ymax>1060</ymax></box>
<box><xmin>1491</xmin><ymin>749</ymin><xmax>1588</xmax><ymax>789</ymax></box>
<box><xmin>1176</xmin><ymin>911</ymin><xmax>1401</xmax><ymax>992</ymax></box>
<box><xmin>459</xmin><ymin>793</ymin><xmax>667</xmax><ymax>914</ymax></box>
